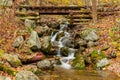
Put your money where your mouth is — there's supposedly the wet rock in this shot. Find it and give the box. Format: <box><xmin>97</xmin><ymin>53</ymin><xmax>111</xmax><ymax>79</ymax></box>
<box><xmin>2</xmin><ymin>54</ymin><xmax>22</xmax><ymax>67</ymax></box>
<box><xmin>12</xmin><ymin>36</ymin><xmax>24</xmax><ymax>48</ymax></box>
<box><xmin>61</xmin><ymin>37</ymin><xmax>74</xmax><ymax>48</ymax></box>
<box><xmin>27</xmin><ymin>31</ymin><xmax>41</xmax><ymax>51</ymax></box>
<box><xmin>0</xmin><ymin>0</ymin><xmax>13</xmax><ymax>7</ymax></box>
<box><xmin>0</xmin><ymin>76</ymin><xmax>11</xmax><ymax>80</ymax></box>
<box><xmin>72</xmin><ymin>54</ymin><xmax>85</xmax><ymax>70</ymax></box>
<box><xmin>15</xmin><ymin>71</ymin><xmax>39</xmax><ymax>80</ymax></box>
<box><xmin>61</xmin><ymin>47</ymin><xmax>69</xmax><ymax>56</ymax></box>
<box><xmin>96</xmin><ymin>58</ymin><xmax>109</xmax><ymax>68</ymax></box>
<box><xmin>37</xmin><ymin>59</ymin><xmax>53</xmax><ymax>70</ymax></box>
<box><xmin>81</xmin><ymin>29</ymin><xmax>99</xmax><ymax>41</ymax></box>
<box><xmin>19</xmin><ymin>52</ymin><xmax>45</xmax><ymax>63</ymax></box>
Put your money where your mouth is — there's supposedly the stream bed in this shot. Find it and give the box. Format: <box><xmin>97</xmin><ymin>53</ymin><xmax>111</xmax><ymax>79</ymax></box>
<box><xmin>39</xmin><ymin>67</ymin><xmax>119</xmax><ymax>80</ymax></box>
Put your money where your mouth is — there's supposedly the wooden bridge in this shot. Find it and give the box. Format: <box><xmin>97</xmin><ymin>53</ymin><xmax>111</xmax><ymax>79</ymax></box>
<box><xmin>16</xmin><ymin>5</ymin><xmax>92</xmax><ymax>26</ymax></box>
<box><xmin>16</xmin><ymin>4</ymin><xmax>119</xmax><ymax>26</ymax></box>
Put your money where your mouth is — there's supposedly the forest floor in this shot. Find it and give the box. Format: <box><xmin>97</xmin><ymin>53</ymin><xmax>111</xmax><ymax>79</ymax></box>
<box><xmin>0</xmin><ymin>7</ymin><xmax>120</xmax><ymax>79</ymax></box>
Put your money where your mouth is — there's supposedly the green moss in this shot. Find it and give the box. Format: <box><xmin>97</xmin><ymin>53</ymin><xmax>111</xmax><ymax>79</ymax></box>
<box><xmin>61</xmin><ymin>47</ymin><xmax>69</xmax><ymax>56</ymax></box>
<box><xmin>72</xmin><ymin>54</ymin><xmax>85</xmax><ymax>70</ymax></box>
<box><xmin>0</xmin><ymin>62</ymin><xmax>17</xmax><ymax>75</ymax></box>
<box><xmin>34</xmin><ymin>69</ymin><xmax>41</xmax><ymax>75</ymax></box>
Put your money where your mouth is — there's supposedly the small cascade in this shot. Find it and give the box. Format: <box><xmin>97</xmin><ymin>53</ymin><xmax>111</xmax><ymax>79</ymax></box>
<box><xmin>51</xmin><ymin>22</ymin><xmax>75</xmax><ymax>69</ymax></box>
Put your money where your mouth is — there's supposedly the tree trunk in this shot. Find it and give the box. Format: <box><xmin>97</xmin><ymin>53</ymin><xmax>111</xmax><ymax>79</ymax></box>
<box><xmin>92</xmin><ymin>0</ymin><xmax>97</xmax><ymax>23</ymax></box>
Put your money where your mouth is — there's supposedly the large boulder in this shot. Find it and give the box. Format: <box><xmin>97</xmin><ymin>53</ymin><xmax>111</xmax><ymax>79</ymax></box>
<box><xmin>12</xmin><ymin>36</ymin><xmax>24</xmax><ymax>48</ymax></box>
<box><xmin>90</xmin><ymin>50</ymin><xmax>108</xmax><ymax>68</ymax></box>
<box><xmin>81</xmin><ymin>29</ymin><xmax>99</xmax><ymax>41</ymax></box>
<box><xmin>15</xmin><ymin>71</ymin><xmax>39</xmax><ymax>80</ymax></box>
<box><xmin>2</xmin><ymin>53</ymin><xmax>22</xmax><ymax>67</ymax></box>
<box><xmin>27</xmin><ymin>31</ymin><xmax>41</xmax><ymax>51</ymax></box>
<box><xmin>0</xmin><ymin>76</ymin><xmax>11</xmax><ymax>80</ymax></box>
<box><xmin>96</xmin><ymin>58</ymin><xmax>109</xmax><ymax>68</ymax></box>
<box><xmin>37</xmin><ymin>59</ymin><xmax>53</xmax><ymax>69</ymax></box>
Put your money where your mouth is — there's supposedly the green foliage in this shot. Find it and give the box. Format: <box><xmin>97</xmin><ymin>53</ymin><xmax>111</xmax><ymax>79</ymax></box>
<box><xmin>0</xmin><ymin>62</ymin><xmax>17</xmax><ymax>75</ymax></box>
<box><xmin>72</xmin><ymin>54</ymin><xmax>85</xmax><ymax>70</ymax></box>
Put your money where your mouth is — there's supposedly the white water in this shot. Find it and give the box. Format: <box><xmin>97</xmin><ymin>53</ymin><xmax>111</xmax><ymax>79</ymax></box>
<box><xmin>51</xmin><ymin>23</ymin><xmax>75</xmax><ymax>69</ymax></box>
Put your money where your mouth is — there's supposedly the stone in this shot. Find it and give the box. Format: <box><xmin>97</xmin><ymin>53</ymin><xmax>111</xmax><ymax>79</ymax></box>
<box><xmin>35</xmin><ymin>26</ymin><xmax>50</xmax><ymax>37</ymax></box>
<box><xmin>40</xmin><ymin>36</ymin><xmax>51</xmax><ymax>50</ymax></box>
<box><xmin>15</xmin><ymin>71</ymin><xmax>39</xmax><ymax>80</ymax></box>
<box><xmin>12</xmin><ymin>36</ymin><xmax>24</xmax><ymax>48</ymax></box>
<box><xmin>25</xmin><ymin>19</ymin><xmax>35</xmax><ymax>28</ymax></box>
<box><xmin>74</xmin><ymin>39</ymin><xmax>87</xmax><ymax>49</ymax></box>
<box><xmin>61</xmin><ymin>37</ymin><xmax>74</xmax><ymax>48</ymax></box>
<box><xmin>87</xmin><ymin>41</ymin><xmax>95</xmax><ymax>47</ymax></box>
<box><xmin>27</xmin><ymin>31</ymin><xmax>41</xmax><ymax>51</ymax></box>
<box><xmin>37</xmin><ymin>59</ymin><xmax>53</xmax><ymax>69</ymax></box>
<box><xmin>96</xmin><ymin>58</ymin><xmax>109</xmax><ymax>68</ymax></box>
<box><xmin>22</xmin><ymin>65</ymin><xmax>39</xmax><ymax>73</ymax></box>
<box><xmin>0</xmin><ymin>0</ymin><xmax>13</xmax><ymax>7</ymax></box>
<box><xmin>72</xmin><ymin>54</ymin><xmax>85</xmax><ymax>70</ymax></box>
<box><xmin>2</xmin><ymin>54</ymin><xmax>22</xmax><ymax>67</ymax></box>
<box><xmin>0</xmin><ymin>76</ymin><xmax>11</xmax><ymax>80</ymax></box>
<box><xmin>19</xmin><ymin>52</ymin><xmax>45</xmax><ymax>63</ymax></box>
<box><xmin>81</xmin><ymin>29</ymin><xmax>99</xmax><ymax>41</ymax></box>
<box><xmin>25</xmin><ymin>19</ymin><xmax>35</xmax><ymax>32</ymax></box>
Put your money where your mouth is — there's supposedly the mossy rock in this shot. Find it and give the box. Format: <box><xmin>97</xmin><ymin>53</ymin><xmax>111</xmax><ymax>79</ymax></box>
<box><xmin>56</xmin><ymin>32</ymin><xmax>65</xmax><ymax>41</ymax></box>
<box><xmin>91</xmin><ymin>50</ymin><xmax>107</xmax><ymax>68</ymax></box>
<box><xmin>61</xmin><ymin>47</ymin><xmax>69</xmax><ymax>56</ymax></box>
<box><xmin>72</xmin><ymin>54</ymin><xmax>85</xmax><ymax>70</ymax></box>
<box><xmin>0</xmin><ymin>62</ymin><xmax>16</xmax><ymax>75</ymax></box>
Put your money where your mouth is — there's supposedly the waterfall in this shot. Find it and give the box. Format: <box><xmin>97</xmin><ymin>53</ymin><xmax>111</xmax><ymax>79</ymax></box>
<box><xmin>51</xmin><ymin>22</ymin><xmax>75</xmax><ymax>69</ymax></box>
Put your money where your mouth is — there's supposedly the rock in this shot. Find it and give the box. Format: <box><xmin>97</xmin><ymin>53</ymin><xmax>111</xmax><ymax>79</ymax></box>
<box><xmin>40</xmin><ymin>36</ymin><xmax>51</xmax><ymax>51</ymax></box>
<box><xmin>72</xmin><ymin>54</ymin><xmax>85</xmax><ymax>70</ymax></box>
<box><xmin>12</xmin><ymin>36</ymin><xmax>24</xmax><ymax>48</ymax></box>
<box><xmin>22</xmin><ymin>65</ymin><xmax>39</xmax><ymax>73</ymax></box>
<box><xmin>61</xmin><ymin>37</ymin><xmax>74</xmax><ymax>48</ymax></box>
<box><xmin>25</xmin><ymin>19</ymin><xmax>35</xmax><ymax>28</ymax></box>
<box><xmin>81</xmin><ymin>29</ymin><xmax>99</xmax><ymax>41</ymax></box>
<box><xmin>35</xmin><ymin>26</ymin><xmax>50</xmax><ymax>37</ymax></box>
<box><xmin>0</xmin><ymin>62</ymin><xmax>16</xmax><ymax>75</ymax></box>
<box><xmin>60</xmin><ymin>47</ymin><xmax>69</xmax><ymax>56</ymax></box>
<box><xmin>96</xmin><ymin>58</ymin><xmax>109</xmax><ymax>68</ymax></box>
<box><xmin>0</xmin><ymin>76</ymin><xmax>11</xmax><ymax>80</ymax></box>
<box><xmin>19</xmin><ymin>52</ymin><xmax>45</xmax><ymax>63</ymax></box>
<box><xmin>2</xmin><ymin>54</ymin><xmax>22</xmax><ymax>67</ymax></box>
<box><xmin>87</xmin><ymin>41</ymin><xmax>95</xmax><ymax>47</ymax></box>
<box><xmin>74</xmin><ymin>39</ymin><xmax>87</xmax><ymax>49</ymax></box>
<box><xmin>37</xmin><ymin>59</ymin><xmax>53</xmax><ymax>69</ymax></box>
<box><xmin>90</xmin><ymin>50</ymin><xmax>107</xmax><ymax>68</ymax></box>
<box><xmin>15</xmin><ymin>71</ymin><xmax>39</xmax><ymax>80</ymax></box>
<box><xmin>27</xmin><ymin>31</ymin><xmax>41</xmax><ymax>51</ymax></box>
<box><xmin>0</xmin><ymin>0</ymin><xmax>13</xmax><ymax>7</ymax></box>
<box><xmin>91</xmin><ymin>50</ymin><xmax>106</xmax><ymax>62</ymax></box>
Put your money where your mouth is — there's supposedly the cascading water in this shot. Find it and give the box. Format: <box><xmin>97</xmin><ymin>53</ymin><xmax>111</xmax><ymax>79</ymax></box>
<box><xmin>51</xmin><ymin>22</ymin><xmax>75</xmax><ymax>69</ymax></box>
